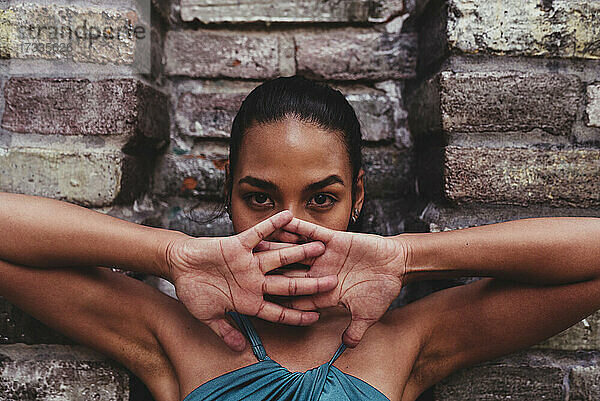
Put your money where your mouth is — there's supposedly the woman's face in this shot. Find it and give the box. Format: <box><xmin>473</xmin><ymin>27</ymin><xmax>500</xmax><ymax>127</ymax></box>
<box><xmin>229</xmin><ymin>116</ymin><xmax>364</xmax><ymax>241</ymax></box>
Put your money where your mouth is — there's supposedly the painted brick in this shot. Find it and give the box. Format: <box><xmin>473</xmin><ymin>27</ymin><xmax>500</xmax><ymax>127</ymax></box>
<box><xmin>357</xmin><ymin>198</ymin><xmax>410</xmax><ymax>236</ymax></box>
<box><xmin>369</xmin><ymin>0</ymin><xmax>406</xmax><ymax>23</ymax></box>
<box><xmin>409</xmin><ymin>71</ymin><xmax>582</xmax><ymax>137</ymax></box>
<box><xmin>536</xmin><ymin>311</ymin><xmax>600</xmax><ymax>352</ymax></box>
<box><xmin>419</xmin><ymin>202</ymin><xmax>600</xmax><ymax>234</ymax></box>
<box><xmin>165</xmin><ymin>30</ymin><xmax>290</xmax><ymax>79</ymax></box>
<box><xmin>444</xmin><ymin>146</ymin><xmax>600</xmax><ymax>207</ymax></box>
<box><xmin>447</xmin><ymin>0</ymin><xmax>600</xmax><ymax>59</ymax></box>
<box><xmin>0</xmin><ymin>3</ymin><xmax>150</xmax><ymax>67</ymax></box>
<box><xmin>0</xmin><ymin>344</ymin><xmax>129</xmax><ymax>400</ymax></box>
<box><xmin>151</xmin><ymin>0</ymin><xmax>178</xmax><ymax>24</ymax></box>
<box><xmin>406</xmin><ymin>73</ymin><xmax>442</xmax><ymax>137</ymax></box>
<box><xmin>570</xmin><ymin>366</ymin><xmax>600</xmax><ymax>401</ymax></box>
<box><xmin>434</xmin><ymin>352</ymin><xmax>567</xmax><ymax>401</ymax></box>
<box><xmin>295</xmin><ymin>29</ymin><xmax>417</xmax><ymax>80</ymax></box>
<box><xmin>362</xmin><ymin>146</ymin><xmax>414</xmax><ymax>199</ymax></box>
<box><xmin>175</xmin><ymin>91</ymin><xmax>247</xmax><ymax>139</ymax></box>
<box><xmin>172</xmin><ymin>80</ymin><xmax>260</xmax><ymax>140</ymax></box>
<box><xmin>2</xmin><ymin>78</ymin><xmax>169</xmax><ymax>143</ymax></box>
<box><xmin>0</xmin><ymin>147</ymin><xmax>147</xmax><ymax>207</ymax></box>
<box><xmin>587</xmin><ymin>84</ymin><xmax>600</xmax><ymax>127</ymax></box>
<box><xmin>439</xmin><ymin>72</ymin><xmax>580</xmax><ymax>135</ymax></box>
<box><xmin>93</xmin><ymin>195</ymin><xmax>166</xmax><ymax>228</ymax></box>
<box><xmin>173</xmin><ymin>81</ymin><xmax>407</xmax><ymax>142</ymax></box>
<box><xmin>154</xmin><ymin>154</ymin><xmax>226</xmax><ymax>199</ymax></box>
<box><xmin>348</xmin><ymin>89</ymin><xmax>405</xmax><ymax>143</ymax></box>
<box><xmin>415</xmin><ymin>0</ymin><xmax>448</xmax><ymax>73</ymax></box>
<box><xmin>179</xmin><ymin>0</ymin><xmax>404</xmax><ymax>23</ymax></box>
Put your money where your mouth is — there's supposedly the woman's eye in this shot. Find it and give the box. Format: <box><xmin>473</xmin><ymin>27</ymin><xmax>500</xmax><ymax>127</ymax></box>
<box><xmin>308</xmin><ymin>194</ymin><xmax>336</xmax><ymax>208</ymax></box>
<box><xmin>253</xmin><ymin>193</ymin><xmax>269</xmax><ymax>204</ymax></box>
<box><xmin>245</xmin><ymin>193</ymin><xmax>274</xmax><ymax>208</ymax></box>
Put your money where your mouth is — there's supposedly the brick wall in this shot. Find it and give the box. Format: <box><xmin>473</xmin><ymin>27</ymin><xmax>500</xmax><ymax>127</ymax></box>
<box><xmin>409</xmin><ymin>0</ymin><xmax>600</xmax><ymax>399</ymax></box>
<box><xmin>0</xmin><ymin>0</ymin><xmax>158</xmax><ymax>398</ymax></box>
<box><xmin>0</xmin><ymin>0</ymin><xmax>599</xmax><ymax>399</ymax></box>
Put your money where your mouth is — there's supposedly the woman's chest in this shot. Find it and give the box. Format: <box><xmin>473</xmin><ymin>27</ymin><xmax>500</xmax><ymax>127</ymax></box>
<box><xmin>177</xmin><ymin>318</ymin><xmax>417</xmax><ymax>401</ymax></box>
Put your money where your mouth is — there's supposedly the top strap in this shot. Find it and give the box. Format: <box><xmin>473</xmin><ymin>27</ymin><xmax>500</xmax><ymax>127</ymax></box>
<box><xmin>228</xmin><ymin>312</ymin><xmax>347</xmax><ymax>366</ymax></box>
<box><xmin>328</xmin><ymin>344</ymin><xmax>347</xmax><ymax>365</ymax></box>
<box><xmin>228</xmin><ymin>312</ymin><xmax>269</xmax><ymax>361</ymax></box>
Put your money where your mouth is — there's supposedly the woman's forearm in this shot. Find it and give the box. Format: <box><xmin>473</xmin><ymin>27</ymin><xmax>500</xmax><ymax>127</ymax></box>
<box><xmin>398</xmin><ymin>217</ymin><xmax>600</xmax><ymax>285</ymax></box>
<box><xmin>0</xmin><ymin>192</ymin><xmax>189</xmax><ymax>279</ymax></box>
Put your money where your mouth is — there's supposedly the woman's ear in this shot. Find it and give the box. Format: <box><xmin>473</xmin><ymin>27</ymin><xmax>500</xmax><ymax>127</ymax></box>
<box><xmin>353</xmin><ymin>169</ymin><xmax>365</xmax><ymax>214</ymax></box>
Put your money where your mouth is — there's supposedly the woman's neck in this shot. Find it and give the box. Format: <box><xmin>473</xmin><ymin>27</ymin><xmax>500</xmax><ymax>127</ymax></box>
<box><xmin>245</xmin><ymin>307</ymin><xmax>352</xmax><ymax>371</ymax></box>
<box><xmin>247</xmin><ymin>306</ymin><xmax>350</xmax><ymax>345</ymax></box>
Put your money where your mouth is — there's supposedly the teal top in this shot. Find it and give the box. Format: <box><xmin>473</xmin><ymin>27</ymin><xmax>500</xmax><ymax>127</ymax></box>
<box><xmin>183</xmin><ymin>312</ymin><xmax>391</xmax><ymax>401</ymax></box>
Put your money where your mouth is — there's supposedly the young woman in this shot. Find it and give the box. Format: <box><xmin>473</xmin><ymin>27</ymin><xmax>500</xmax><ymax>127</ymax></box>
<box><xmin>1</xmin><ymin>75</ymin><xmax>599</xmax><ymax>401</ymax></box>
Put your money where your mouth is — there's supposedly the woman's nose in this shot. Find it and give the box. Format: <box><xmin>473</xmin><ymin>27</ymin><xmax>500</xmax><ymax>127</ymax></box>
<box><xmin>266</xmin><ymin>203</ymin><xmax>309</xmax><ymax>243</ymax></box>
<box><xmin>282</xmin><ymin>203</ymin><xmax>313</xmax><ymax>243</ymax></box>
<box><xmin>267</xmin><ymin>229</ymin><xmax>303</xmax><ymax>244</ymax></box>
<box><xmin>285</xmin><ymin>203</ymin><xmax>304</xmax><ymax>220</ymax></box>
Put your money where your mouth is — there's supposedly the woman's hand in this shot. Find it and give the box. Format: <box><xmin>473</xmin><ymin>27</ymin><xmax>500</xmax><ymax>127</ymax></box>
<box><xmin>275</xmin><ymin>217</ymin><xmax>408</xmax><ymax>348</ymax></box>
<box><xmin>165</xmin><ymin>211</ymin><xmax>338</xmax><ymax>352</ymax></box>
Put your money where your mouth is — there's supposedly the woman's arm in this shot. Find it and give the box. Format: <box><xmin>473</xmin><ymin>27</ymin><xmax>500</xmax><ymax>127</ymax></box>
<box><xmin>395</xmin><ymin>217</ymin><xmax>600</xmax><ymax>400</ymax></box>
<box><xmin>401</xmin><ymin>217</ymin><xmax>600</xmax><ymax>284</ymax></box>
<box><xmin>0</xmin><ymin>260</ymin><xmax>181</xmax><ymax>401</ymax></box>
<box><xmin>281</xmin><ymin>216</ymin><xmax>600</xmax><ymax>400</ymax></box>
<box><xmin>399</xmin><ymin>276</ymin><xmax>600</xmax><ymax>401</ymax></box>
<box><xmin>281</xmin><ymin>217</ymin><xmax>600</xmax><ymax>347</ymax></box>
<box><xmin>0</xmin><ymin>192</ymin><xmax>181</xmax><ymax>277</ymax></box>
<box><xmin>0</xmin><ymin>193</ymin><xmax>337</xmax><ymax>350</ymax></box>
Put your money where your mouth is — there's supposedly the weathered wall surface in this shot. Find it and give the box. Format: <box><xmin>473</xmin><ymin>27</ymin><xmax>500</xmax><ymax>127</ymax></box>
<box><xmin>410</xmin><ymin>0</ymin><xmax>600</xmax><ymax>399</ymax></box>
<box><xmin>0</xmin><ymin>0</ymin><xmax>156</xmax><ymax>398</ymax></box>
<box><xmin>0</xmin><ymin>0</ymin><xmax>599</xmax><ymax>399</ymax></box>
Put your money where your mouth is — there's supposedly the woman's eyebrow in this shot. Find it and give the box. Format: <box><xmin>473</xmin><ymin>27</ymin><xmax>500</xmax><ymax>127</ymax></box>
<box><xmin>304</xmin><ymin>175</ymin><xmax>345</xmax><ymax>192</ymax></box>
<box><xmin>238</xmin><ymin>175</ymin><xmax>344</xmax><ymax>192</ymax></box>
<box><xmin>238</xmin><ymin>176</ymin><xmax>278</xmax><ymax>191</ymax></box>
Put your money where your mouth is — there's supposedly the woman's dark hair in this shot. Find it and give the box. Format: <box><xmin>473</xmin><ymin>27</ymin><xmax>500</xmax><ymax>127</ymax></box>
<box><xmin>227</xmin><ymin>75</ymin><xmax>364</xmax><ymax>206</ymax></box>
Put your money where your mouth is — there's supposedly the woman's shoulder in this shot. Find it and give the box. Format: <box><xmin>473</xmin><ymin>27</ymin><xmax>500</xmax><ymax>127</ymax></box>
<box><xmin>148</xmin><ymin>294</ymin><xmax>260</xmax><ymax>398</ymax></box>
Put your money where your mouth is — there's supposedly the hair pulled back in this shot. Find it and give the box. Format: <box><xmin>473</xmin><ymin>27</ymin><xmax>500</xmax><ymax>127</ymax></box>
<box><xmin>228</xmin><ymin>75</ymin><xmax>363</xmax><ymax>198</ymax></box>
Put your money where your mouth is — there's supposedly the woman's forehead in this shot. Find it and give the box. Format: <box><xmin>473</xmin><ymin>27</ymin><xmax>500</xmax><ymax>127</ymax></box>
<box><xmin>235</xmin><ymin>118</ymin><xmax>352</xmax><ymax>181</ymax></box>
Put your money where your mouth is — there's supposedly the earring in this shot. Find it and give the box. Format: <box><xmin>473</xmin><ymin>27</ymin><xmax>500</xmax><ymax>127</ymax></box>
<box><xmin>351</xmin><ymin>208</ymin><xmax>360</xmax><ymax>223</ymax></box>
<box><xmin>225</xmin><ymin>203</ymin><xmax>232</xmax><ymax>219</ymax></box>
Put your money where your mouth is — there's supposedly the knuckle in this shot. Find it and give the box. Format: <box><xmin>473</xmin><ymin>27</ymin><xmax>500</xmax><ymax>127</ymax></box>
<box><xmin>345</xmin><ymin>330</ymin><xmax>362</xmax><ymax>345</ymax></box>
<box><xmin>278</xmin><ymin>308</ymin><xmax>286</xmax><ymax>323</ymax></box>
<box><xmin>257</xmin><ymin>300</ymin><xmax>267</xmax><ymax>316</ymax></box>
<box><xmin>279</xmin><ymin>251</ymin><xmax>289</xmax><ymax>266</ymax></box>
<box><xmin>289</xmin><ymin>279</ymin><xmax>298</xmax><ymax>296</ymax></box>
<box><xmin>254</xmin><ymin>226</ymin><xmax>265</xmax><ymax>240</ymax></box>
<box><xmin>302</xmin><ymin>245</ymin><xmax>309</xmax><ymax>259</ymax></box>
